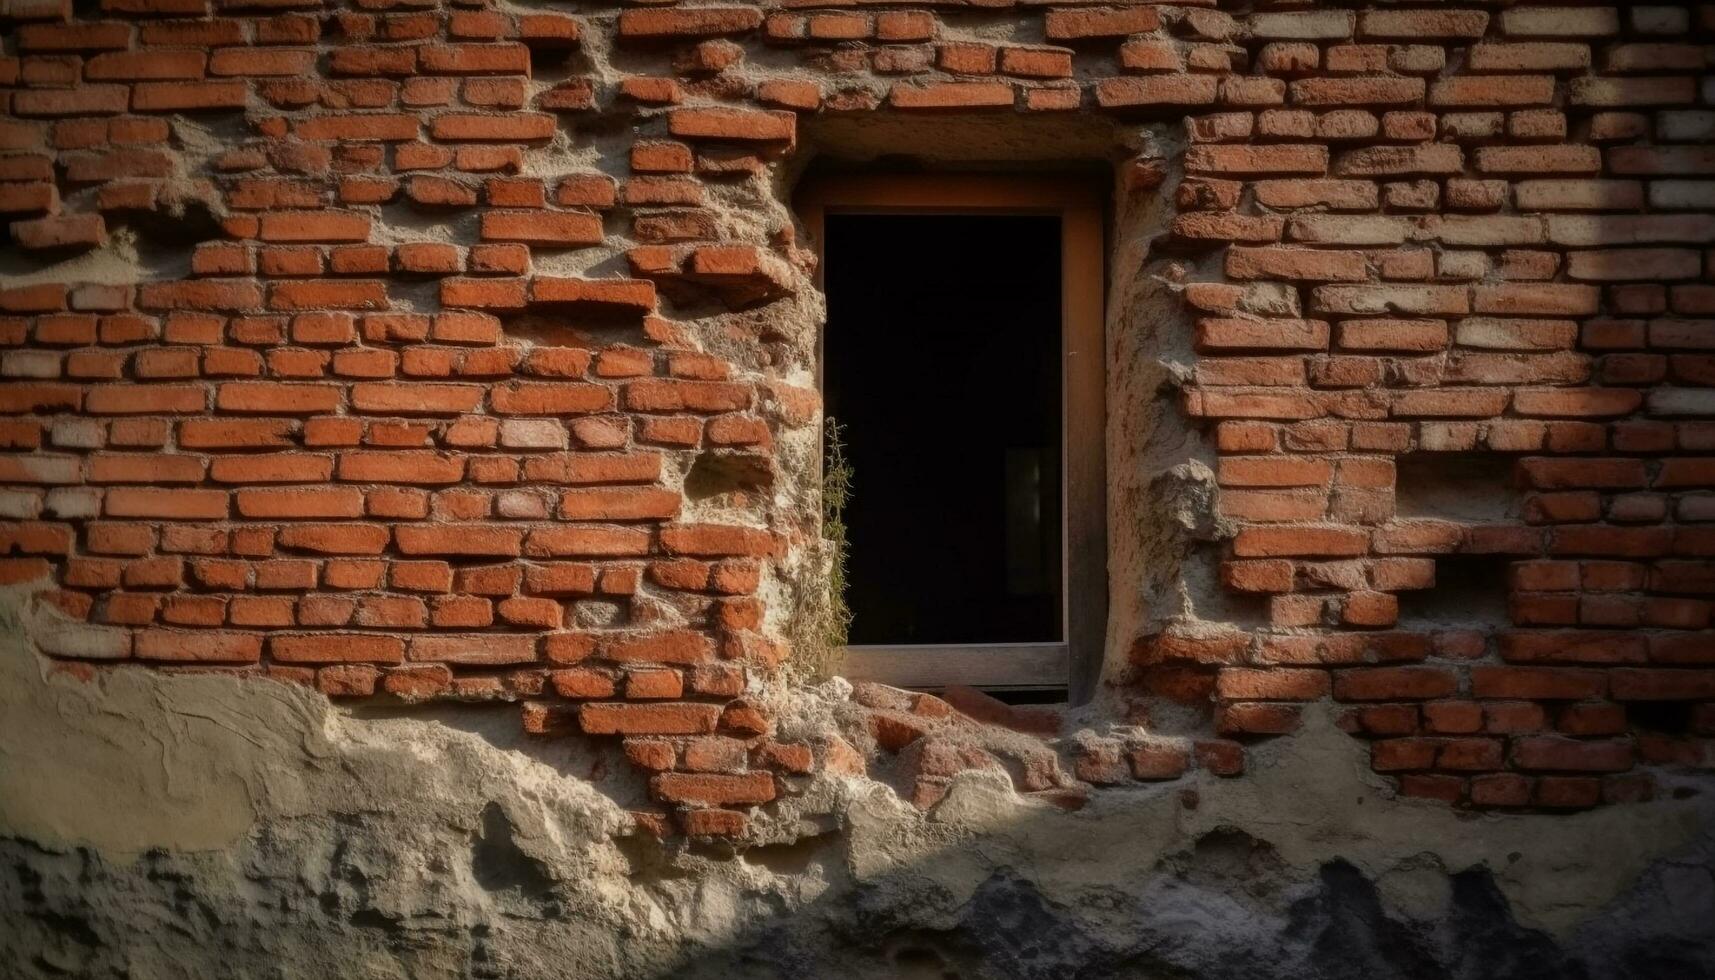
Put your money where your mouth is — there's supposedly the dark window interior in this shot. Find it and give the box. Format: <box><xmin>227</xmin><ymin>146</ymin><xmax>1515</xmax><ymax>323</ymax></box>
<box><xmin>823</xmin><ymin>213</ymin><xmax>1063</xmax><ymax>646</ymax></box>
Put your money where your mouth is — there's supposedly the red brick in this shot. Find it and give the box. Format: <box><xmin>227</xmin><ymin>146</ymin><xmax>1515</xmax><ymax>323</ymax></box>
<box><xmin>1127</xmin><ymin>743</ymin><xmax>1189</xmax><ymax>780</ymax></box>
<box><xmin>395</xmin><ymin>524</ymin><xmax>523</xmax><ymax>557</ymax></box>
<box><xmin>1371</xmin><ymin>738</ymin><xmax>1437</xmax><ymax>772</ymax></box>
<box><xmin>1044</xmin><ymin>6</ymin><xmax>1158</xmax><ymax>39</ymax></box>
<box><xmin>1195</xmin><ymin>318</ymin><xmax>1329</xmax><ymax>352</ymax></box>
<box><xmin>890</xmin><ymin>81</ymin><xmax>1016</xmax><ymax>110</ymax></box>
<box><xmin>1291</xmin><ymin>77</ymin><xmax>1424</xmax><ymax>107</ymax></box>
<box><xmin>1421</xmin><ymin>700</ymin><xmax>1483</xmax><ymax>735</ymax></box>
<box><xmin>619</xmin><ymin>7</ymin><xmax>762</xmax><ymax>38</ymax></box>
<box><xmin>524</xmin><ymin>526</ymin><xmax>650</xmax><ymax>558</ymax></box>
<box><xmin>1469</xmin><ymin>43</ymin><xmax>1589</xmax><ymax>73</ymax></box>
<box><xmin>1471</xmin><ymin>666</ymin><xmax>1605</xmax><ymax>700</ymax></box>
<box><xmin>1557</xmin><ymin>703</ymin><xmax>1626</xmax><ymax>737</ymax></box>
<box><xmin>1094</xmin><ymin>76</ymin><xmax>1217</xmax><ymax>109</ymax></box>
<box><xmin>490</xmin><ymin>383</ymin><xmax>611</xmax><ymax>415</ymax></box>
<box><xmin>1216</xmin><ymin>668</ymin><xmax>1329</xmax><ymax>701</ymax></box>
<box><xmin>430</xmin><ymin>113</ymin><xmax>556</xmax><ymax>143</ymax></box>
<box><xmin>1511</xmin><ymin>736</ymin><xmax>1634</xmax><ymax>773</ymax></box>
<box><xmin>104</xmin><ymin>487</ymin><xmax>227</xmax><ymax>519</ymax></box>
<box><xmin>580</xmin><ymin>702</ymin><xmax>721</xmax><ymax>735</ymax></box>
<box><xmin>651</xmin><ymin>771</ymin><xmax>774</xmax><ymax>806</ymax></box>
<box><xmin>1500</xmin><ymin>631</ymin><xmax>1648</xmax><ymax>665</ymax></box>
<box><xmin>419</xmin><ymin>43</ymin><xmax>529</xmax><ymax>76</ymax></box>
<box><xmin>1336</xmin><ymin>145</ymin><xmax>1463</xmax><ymax>177</ymax></box>
<box><xmin>1334</xmin><ymin>666</ymin><xmax>1457</xmax><ymax>701</ymax></box>
<box><xmin>131</xmin><ymin>80</ymin><xmax>246</xmax><ymax>112</ymax></box>
<box><xmin>276</xmin><ymin>524</ymin><xmax>389</xmax><ymax>556</ymax></box>
<box><xmin>1475</xmin><ymin>145</ymin><xmax>1601</xmax><ymax>176</ymax></box>
<box><xmin>1233</xmin><ymin>526</ymin><xmax>1368</xmax><ymax>558</ymax></box>
<box><xmin>236</xmin><ymin>488</ymin><xmax>364</xmax><ymax>520</ymax></box>
<box><xmin>1649</xmin><ymin>633</ymin><xmax>1715</xmax><ymax>665</ymax></box>
<box><xmin>337</xmin><ymin>451</ymin><xmax>464</xmax><ymax>485</ymax></box>
<box><xmin>1337</xmin><ymin>319</ymin><xmax>1448</xmax><ymax>353</ymax></box>
<box><xmin>135</xmin><ymin>630</ymin><xmax>261</xmax><ymax>663</ymax></box>
<box><xmin>1000</xmin><ymin>46</ymin><xmax>1071</xmax><ymax>79</ymax></box>
<box><xmin>658</xmin><ymin>523</ymin><xmax>773</xmax><ymax>558</ymax></box>
<box><xmin>667</xmin><ymin>107</ymin><xmax>794</xmax><ymax>142</ymax></box>
<box><xmin>479</xmin><ymin>210</ymin><xmax>602</xmax><ymax>247</ymax></box>
<box><xmin>1359</xmin><ymin>9</ymin><xmax>1488</xmax><ymax>38</ymax></box>
<box><xmin>600</xmin><ymin>630</ymin><xmax>713</xmax><ymax>665</ymax></box>
<box><xmin>1194</xmin><ymin>740</ymin><xmax>1245</xmax><ymax>776</ymax></box>
<box><xmin>1470</xmin><ymin>773</ymin><xmax>1531</xmax><ymax>807</ymax></box>
<box><xmin>1610</xmin><ymin>668</ymin><xmax>1715</xmax><ymax>701</ymax></box>
<box><xmin>271</xmin><ymin>633</ymin><xmax>405</xmax><ymax>665</ymax></box>
<box><xmin>1184</xmin><ymin>144</ymin><xmax>1327</xmax><ymax>176</ymax></box>
<box><xmin>409</xmin><ymin>634</ymin><xmax>537</xmax><ymax>665</ymax></box>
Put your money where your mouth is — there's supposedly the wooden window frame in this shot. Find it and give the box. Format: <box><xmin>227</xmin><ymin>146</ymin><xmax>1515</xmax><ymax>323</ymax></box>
<box><xmin>797</xmin><ymin>174</ymin><xmax>1107</xmax><ymax>700</ymax></box>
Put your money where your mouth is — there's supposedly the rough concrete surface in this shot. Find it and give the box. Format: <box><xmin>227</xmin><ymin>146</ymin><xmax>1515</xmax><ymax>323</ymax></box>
<box><xmin>5</xmin><ymin>589</ymin><xmax>1712</xmax><ymax>980</ymax></box>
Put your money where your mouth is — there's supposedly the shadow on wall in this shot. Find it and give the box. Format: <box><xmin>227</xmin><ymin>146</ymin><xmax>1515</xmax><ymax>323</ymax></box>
<box><xmin>3</xmin><ymin>610</ymin><xmax>1713</xmax><ymax>980</ymax></box>
<box><xmin>663</xmin><ymin>849</ymin><xmax>1684</xmax><ymax>980</ymax></box>
<box><xmin>640</xmin><ymin>775</ymin><xmax>1715</xmax><ymax>980</ymax></box>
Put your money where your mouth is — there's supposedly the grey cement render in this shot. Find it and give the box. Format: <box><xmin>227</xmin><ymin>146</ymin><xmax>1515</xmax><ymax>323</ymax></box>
<box><xmin>4</xmin><ymin>593</ymin><xmax>1713</xmax><ymax>980</ymax></box>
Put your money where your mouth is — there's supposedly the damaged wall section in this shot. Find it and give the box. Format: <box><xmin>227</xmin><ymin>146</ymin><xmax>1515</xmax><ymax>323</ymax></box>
<box><xmin>0</xmin><ymin>0</ymin><xmax>1713</xmax><ymax>890</ymax></box>
<box><xmin>3</xmin><ymin>0</ymin><xmax>1715</xmax><ymax>973</ymax></box>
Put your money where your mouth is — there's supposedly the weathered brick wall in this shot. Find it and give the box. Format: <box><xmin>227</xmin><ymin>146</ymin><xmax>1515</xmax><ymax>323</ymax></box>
<box><xmin>0</xmin><ymin>0</ymin><xmax>1711</xmax><ymax>833</ymax></box>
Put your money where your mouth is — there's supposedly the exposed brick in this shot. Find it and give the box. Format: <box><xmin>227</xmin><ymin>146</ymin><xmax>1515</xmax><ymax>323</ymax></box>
<box><xmin>1334</xmin><ymin>666</ymin><xmax>1458</xmax><ymax>702</ymax></box>
<box><xmin>667</xmin><ymin>107</ymin><xmax>795</xmax><ymax>143</ymax></box>
<box><xmin>3</xmin><ymin>0</ymin><xmax>1708</xmax><ymax>833</ymax></box>
<box><xmin>619</xmin><ymin>8</ymin><xmax>763</xmax><ymax>39</ymax></box>
<box><xmin>272</xmin><ymin>633</ymin><xmax>406</xmax><ymax>665</ymax></box>
<box><xmin>1511</xmin><ymin>736</ymin><xmax>1634</xmax><ymax>773</ymax></box>
<box><xmin>1184</xmin><ymin>144</ymin><xmax>1327</xmax><ymax>176</ymax></box>
<box><xmin>1095</xmin><ymin>76</ymin><xmax>1216</xmax><ymax>109</ymax></box>
<box><xmin>581</xmin><ymin>702</ymin><xmax>721</xmax><ymax>735</ymax></box>
<box><xmin>1044</xmin><ymin>7</ymin><xmax>1159</xmax><ymax>40</ymax></box>
<box><xmin>652</xmin><ymin>771</ymin><xmax>774</xmax><ymax>806</ymax></box>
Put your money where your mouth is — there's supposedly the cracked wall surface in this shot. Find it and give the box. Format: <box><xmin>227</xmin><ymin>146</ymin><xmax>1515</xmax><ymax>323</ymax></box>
<box><xmin>3</xmin><ymin>0</ymin><xmax>1715</xmax><ymax>973</ymax></box>
<box><xmin>4</xmin><ymin>607</ymin><xmax>1713</xmax><ymax>977</ymax></box>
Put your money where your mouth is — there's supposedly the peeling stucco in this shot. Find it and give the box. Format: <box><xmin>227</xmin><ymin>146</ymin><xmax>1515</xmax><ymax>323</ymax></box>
<box><xmin>5</xmin><ymin>589</ymin><xmax>1711</xmax><ymax>979</ymax></box>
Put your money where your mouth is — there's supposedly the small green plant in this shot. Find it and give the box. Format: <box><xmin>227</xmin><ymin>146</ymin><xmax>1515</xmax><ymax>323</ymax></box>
<box><xmin>821</xmin><ymin>416</ymin><xmax>854</xmax><ymax>652</ymax></box>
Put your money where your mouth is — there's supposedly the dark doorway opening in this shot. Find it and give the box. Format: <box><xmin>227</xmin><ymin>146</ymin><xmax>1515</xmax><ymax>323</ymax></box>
<box><xmin>823</xmin><ymin>213</ymin><xmax>1064</xmax><ymax>646</ymax></box>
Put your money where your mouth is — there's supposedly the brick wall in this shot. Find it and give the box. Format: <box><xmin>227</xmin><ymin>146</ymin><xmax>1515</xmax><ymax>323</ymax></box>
<box><xmin>1</xmin><ymin>0</ymin><xmax>1711</xmax><ymax>833</ymax></box>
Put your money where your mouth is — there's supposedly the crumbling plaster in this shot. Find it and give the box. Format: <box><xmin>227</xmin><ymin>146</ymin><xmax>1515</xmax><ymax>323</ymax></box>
<box><xmin>5</xmin><ymin>588</ymin><xmax>1712</xmax><ymax>978</ymax></box>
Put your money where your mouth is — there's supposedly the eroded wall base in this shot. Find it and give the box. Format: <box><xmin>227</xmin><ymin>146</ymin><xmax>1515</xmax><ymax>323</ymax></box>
<box><xmin>4</xmin><ymin>607</ymin><xmax>1712</xmax><ymax>980</ymax></box>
